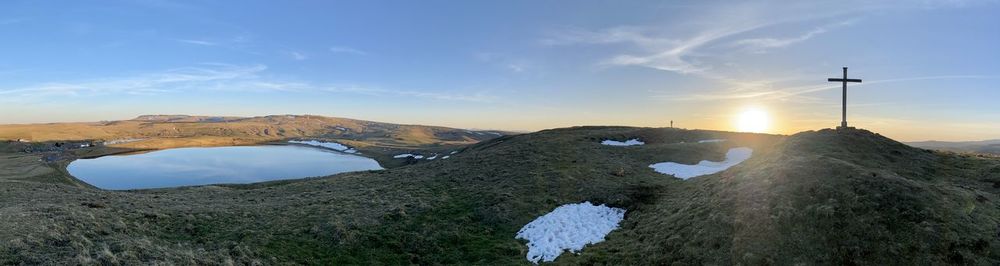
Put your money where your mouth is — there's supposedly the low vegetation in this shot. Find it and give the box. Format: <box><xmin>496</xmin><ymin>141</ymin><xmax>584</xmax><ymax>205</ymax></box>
<box><xmin>1</xmin><ymin>124</ymin><xmax>998</xmax><ymax>264</ymax></box>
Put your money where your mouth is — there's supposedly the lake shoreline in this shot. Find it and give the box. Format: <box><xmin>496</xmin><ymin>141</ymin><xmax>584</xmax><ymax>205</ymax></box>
<box><xmin>67</xmin><ymin>145</ymin><xmax>385</xmax><ymax>190</ymax></box>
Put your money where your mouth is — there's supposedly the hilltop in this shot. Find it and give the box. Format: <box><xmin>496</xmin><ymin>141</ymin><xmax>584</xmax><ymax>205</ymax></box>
<box><xmin>0</xmin><ymin>126</ymin><xmax>998</xmax><ymax>264</ymax></box>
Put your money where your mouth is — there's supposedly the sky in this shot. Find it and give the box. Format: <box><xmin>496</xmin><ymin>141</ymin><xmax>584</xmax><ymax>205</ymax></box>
<box><xmin>0</xmin><ymin>0</ymin><xmax>998</xmax><ymax>141</ymax></box>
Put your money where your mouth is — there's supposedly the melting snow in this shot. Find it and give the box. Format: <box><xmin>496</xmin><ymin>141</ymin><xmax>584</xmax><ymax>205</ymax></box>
<box><xmin>288</xmin><ymin>140</ymin><xmax>358</xmax><ymax>153</ymax></box>
<box><xmin>697</xmin><ymin>139</ymin><xmax>727</xmax><ymax>143</ymax></box>
<box><xmin>649</xmin><ymin>147</ymin><xmax>753</xmax><ymax>179</ymax></box>
<box><xmin>393</xmin><ymin>154</ymin><xmax>424</xmax><ymax>159</ymax></box>
<box><xmin>516</xmin><ymin>202</ymin><xmax>626</xmax><ymax>264</ymax></box>
<box><xmin>103</xmin><ymin>138</ymin><xmax>146</xmax><ymax>145</ymax></box>
<box><xmin>600</xmin><ymin>139</ymin><xmax>645</xmax><ymax>146</ymax></box>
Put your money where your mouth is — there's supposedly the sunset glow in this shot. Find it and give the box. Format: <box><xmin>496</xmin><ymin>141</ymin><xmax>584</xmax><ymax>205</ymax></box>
<box><xmin>736</xmin><ymin>108</ymin><xmax>771</xmax><ymax>133</ymax></box>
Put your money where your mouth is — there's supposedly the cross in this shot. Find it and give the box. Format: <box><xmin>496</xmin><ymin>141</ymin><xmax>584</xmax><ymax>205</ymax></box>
<box><xmin>828</xmin><ymin>67</ymin><xmax>862</xmax><ymax>129</ymax></box>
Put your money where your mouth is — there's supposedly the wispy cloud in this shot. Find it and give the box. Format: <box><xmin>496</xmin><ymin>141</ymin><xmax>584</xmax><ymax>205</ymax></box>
<box><xmin>329</xmin><ymin>46</ymin><xmax>367</xmax><ymax>55</ymax></box>
<box><xmin>657</xmin><ymin>75</ymin><xmax>1000</xmax><ymax>103</ymax></box>
<box><xmin>0</xmin><ymin>64</ymin><xmax>267</xmax><ymax>100</ymax></box>
<box><xmin>541</xmin><ymin>1</ymin><xmax>986</xmax><ymax>77</ymax></box>
<box><xmin>323</xmin><ymin>86</ymin><xmax>495</xmax><ymax>102</ymax></box>
<box><xmin>0</xmin><ymin>18</ymin><xmax>25</xmax><ymax>25</ymax></box>
<box><xmin>287</xmin><ymin>51</ymin><xmax>308</xmax><ymax>60</ymax></box>
<box><xmin>734</xmin><ymin>19</ymin><xmax>858</xmax><ymax>52</ymax></box>
<box><xmin>176</xmin><ymin>39</ymin><xmax>219</xmax><ymax>46</ymax></box>
<box><xmin>475</xmin><ymin>52</ymin><xmax>534</xmax><ymax>73</ymax></box>
<box><xmin>173</xmin><ymin>35</ymin><xmax>262</xmax><ymax>55</ymax></box>
<box><xmin>0</xmin><ymin>63</ymin><xmax>495</xmax><ymax>103</ymax></box>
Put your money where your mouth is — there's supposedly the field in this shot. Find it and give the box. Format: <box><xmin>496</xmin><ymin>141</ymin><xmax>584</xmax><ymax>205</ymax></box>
<box><xmin>1</xmin><ymin>122</ymin><xmax>999</xmax><ymax>264</ymax></box>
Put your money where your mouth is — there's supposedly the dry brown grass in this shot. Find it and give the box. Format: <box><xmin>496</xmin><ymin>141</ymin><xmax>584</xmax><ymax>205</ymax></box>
<box><xmin>2</xmin><ymin>126</ymin><xmax>998</xmax><ymax>264</ymax></box>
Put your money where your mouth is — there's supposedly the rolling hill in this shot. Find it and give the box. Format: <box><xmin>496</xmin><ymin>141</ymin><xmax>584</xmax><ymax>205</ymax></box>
<box><xmin>0</xmin><ymin>114</ymin><xmax>507</xmax><ymax>149</ymax></box>
<box><xmin>0</xmin><ymin>125</ymin><xmax>998</xmax><ymax>264</ymax></box>
<box><xmin>908</xmin><ymin>139</ymin><xmax>1000</xmax><ymax>156</ymax></box>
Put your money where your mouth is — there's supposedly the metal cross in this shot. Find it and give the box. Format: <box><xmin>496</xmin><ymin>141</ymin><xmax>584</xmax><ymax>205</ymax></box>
<box><xmin>828</xmin><ymin>67</ymin><xmax>862</xmax><ymax>129</ymax></box>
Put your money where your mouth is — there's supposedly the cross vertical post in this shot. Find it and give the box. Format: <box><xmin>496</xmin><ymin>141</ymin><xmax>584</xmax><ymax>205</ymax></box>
<box><xmin>841</xmin><ymin>67</ymin><xmax>847</xmax><ymax>128</ymax></box>
<box><xmin>828</xmin><ymin>67</ymin><xmax>862</xmax><ymax>129</ymax></box>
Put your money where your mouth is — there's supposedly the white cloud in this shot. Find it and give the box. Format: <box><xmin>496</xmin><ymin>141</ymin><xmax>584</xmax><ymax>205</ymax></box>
<box><xmin>176</xmin><ymin>39</ymin><xmax>219</xmax><ymax>46</ymax></box>
<box><xmin>734</xmin><ymin>19</ymin><xmax>857</xmax><ymax>52</ymax></box>
<box><xmin>329</xmin><ymin>46</ymin><xmax>367</xmax><ymax>55</ymax></box>
<box><xmin>657</xmin><ymin>75</ymin><xmax>1000</xmax><ymax>103</ymax></box>
<box><xmin>545</xmin><ymin>17</ymin><xmax>779</xmax><ymax>74</ymax></box>
<box><xmin>0</xmin><ymin>63</ymin><xmax>496</xmax><ymax>103</ymax></box>
<box><xmin>288</xmin><ymin>51</ymin><xmax>308</xmax><ymax>60</ymax></box>
<box><xmin>323</xmin><ymin>86</ymin><xmax>495</xmax><ymax>102</ymax></box>
<box><xmin>0</xmin><ymin>64</ymin><xmax>268</xmax><ymax>100</ymax></box>
<box><xmin>475</xmin><ymin>52</ymin><xmax>534</xmax><ymax>73</ymax></box>
<box><xmin>540</xmin><ymin>1</ymin><xmax>976</xmax><ymax>77</ymax></box>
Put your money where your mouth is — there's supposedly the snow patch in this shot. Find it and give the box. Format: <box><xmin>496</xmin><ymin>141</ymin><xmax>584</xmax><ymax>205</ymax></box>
<box><xmin>649</xmin><ymin>147</ymin><xmax>753</xmax><ymax>179</ymax></box>
<box><xmin>427</xmin><ymin>154</ymin><xmax>438</xmax><ymax>160</ymax></box>
<box><xmin>516</xmin><ymin>202</ymin><xmax>625</xmax><ymax>264</ymax></box>
<box><xmin>103</xmin><ymin>138</ymin><xmax>146</xmax><ymax>145</ymax></box>
<box><xmin>601</xmin><ymin>139</ymin><xmax>645</xmax><ymax>146</ymax></box>
<box><xmin>393</xmin><ymin>154</ymin><xmax>424</xmax><ymax>159</ymax></box>
<box><xmin>442</xmin><ymin>155</ymin><xmax>450</xmax><ymax>159</ymax></box>
<box><xmin>697</xmin><ymin>139</ymin><xmax>727</xmax><ymax>143</ymax></box>
<box><xmin>450</xmin><ymin>150</ymin><xmax>458</xmax><ymax>154</ymax></box>
<box><xmin>288</xmin><ymin>140</ymin><xmax>357</xmax><ymax>154</ymax></box>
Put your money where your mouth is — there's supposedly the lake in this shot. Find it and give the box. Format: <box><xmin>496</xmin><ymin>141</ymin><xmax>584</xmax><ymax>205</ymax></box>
<box><xmin>67</xmin><ymin>145</ymin><xmax>384</xmax><ymax>190</ymax></box>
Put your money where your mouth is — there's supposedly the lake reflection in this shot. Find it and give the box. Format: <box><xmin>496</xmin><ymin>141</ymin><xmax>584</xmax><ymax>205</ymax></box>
<box><xmin>68</xmin><ymin>145</ymin><xmax>383</xmax><ymax>190</ymax></box>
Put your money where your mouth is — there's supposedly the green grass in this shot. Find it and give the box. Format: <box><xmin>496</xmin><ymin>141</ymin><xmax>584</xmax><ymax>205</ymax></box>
<box><xmin>1</xmin><ymin>127</ymin><xmax>998</xmax><ymax>264</ymax></box>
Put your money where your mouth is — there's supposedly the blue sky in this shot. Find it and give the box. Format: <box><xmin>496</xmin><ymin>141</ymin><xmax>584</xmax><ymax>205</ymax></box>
<box><xmin>0</xmin><ymin>0</ymin><xmax>998</xmax><ymax>141</ymax></box>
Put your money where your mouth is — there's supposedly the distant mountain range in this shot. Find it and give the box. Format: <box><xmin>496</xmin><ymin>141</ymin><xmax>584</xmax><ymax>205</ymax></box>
<box><xmin>907</xmin><ymin>139</ymin><xmax>1000</xmax><ymax>155</ymax></box>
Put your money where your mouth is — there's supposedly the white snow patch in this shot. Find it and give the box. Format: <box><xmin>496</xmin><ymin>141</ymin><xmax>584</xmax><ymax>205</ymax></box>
<box><xmin>450</xmin><ymin>150</ymin><xmax>458</xmax><ymax>154</ymax></box>
<box><xmin>427</xmin><ymin>154</ymin><xmax>438</xmax><ymax>160</ymax></box>
<box><xmin>442</xmin><ymin>155</ymin><xmax>450</xmax><ymax>159</ymax></box>
<box><xmin>516</xmin><ymin>202</ymin><xmax>625</xmax><ymax>264</ymax></box>
<box><xmin>103</xmin><ymin>138</ymin><xmax>146</xmax><ymax>145</ymax></box>
<box><xmin>600</xmin><ymin>139</ymin><xmax>645</xmax><ymax>146</ymax></box>
<box><xmin>393</xmin><ymin>153</ymin><xmax>424</xmax><ymax>159</ymax></box>
<box><xmin>697</xmin><ymin>139</ymin><xmax>727</xmax><ymax>143</ymax></box>
<box><xmin>649</xmin><ymin>147</ymin><xmax>753</xmax><ymax>179</ymax></box>
<box><xmin>288</xmin><ymin>140</ymin><xmax>357</xmax><ymax>153</ymax></box>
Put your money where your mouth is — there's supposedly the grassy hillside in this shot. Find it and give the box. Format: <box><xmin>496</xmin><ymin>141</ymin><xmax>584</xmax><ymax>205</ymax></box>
<box><xmin>1</xmin><ymin>126</ymin><xmax>998</xmax><ymax>264</ymax></box>
<box><xmin>0</xmin><ymin>114</ymin><xmax>505</xmax><ymax>149</ymax></box>
<box><xmin>0</xmin><ymin>115</ymin><xmax>507</xmax><ymax>169</ymax></box>
<box><xmin>909</xmin><ymin>139</ymin><xmax>1000</xmax><ymax>156</ymax></box>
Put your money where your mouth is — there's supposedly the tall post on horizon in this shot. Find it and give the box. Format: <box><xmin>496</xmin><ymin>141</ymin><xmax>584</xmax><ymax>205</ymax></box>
<box><xmin>828</xmin><ymin>67</ymin><xmax>862</xmax><ymax>129</ymax></box>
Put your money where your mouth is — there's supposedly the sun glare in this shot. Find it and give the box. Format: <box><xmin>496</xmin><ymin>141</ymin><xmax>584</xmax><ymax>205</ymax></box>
<box><xmin>736</xmin><ymin>108</ymin><xmax>770</xmax><ymax>133</ymax></box>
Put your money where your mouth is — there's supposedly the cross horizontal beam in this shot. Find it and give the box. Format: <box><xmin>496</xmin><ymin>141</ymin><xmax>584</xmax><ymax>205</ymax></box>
<box><xmin>828</xmin><ymin>78</ymin><xmax>862</xmax><ymax>83</ymax></box>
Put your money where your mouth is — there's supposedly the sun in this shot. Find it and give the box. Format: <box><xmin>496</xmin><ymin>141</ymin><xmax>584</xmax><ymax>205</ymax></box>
<box><xmin>736</xmin><ymin>108</ymin><xmax>770</xmax><ymax>133</ymax></box>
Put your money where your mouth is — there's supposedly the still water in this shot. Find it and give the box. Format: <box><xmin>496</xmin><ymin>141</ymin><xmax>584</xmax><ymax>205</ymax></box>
<box><xmin>68</xmin><ymin>145</ymin><xmax>383</xmax><ymax>190</ymax></box>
